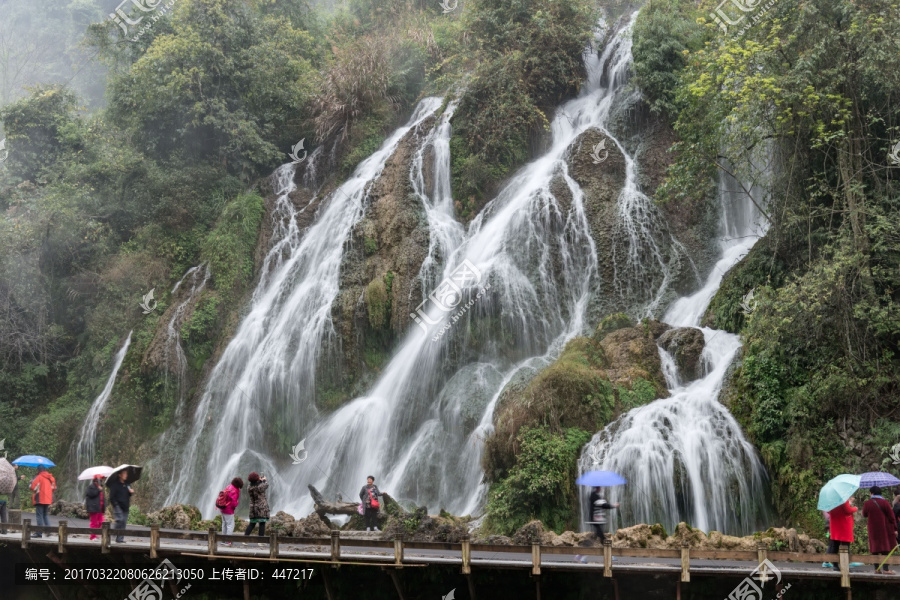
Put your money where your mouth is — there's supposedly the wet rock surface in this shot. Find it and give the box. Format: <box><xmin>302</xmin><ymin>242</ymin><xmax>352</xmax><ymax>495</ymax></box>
<box><xmin>657</xmin><ymin>326</ymin><xmax>706</xmax><ymax>382</ymax></box>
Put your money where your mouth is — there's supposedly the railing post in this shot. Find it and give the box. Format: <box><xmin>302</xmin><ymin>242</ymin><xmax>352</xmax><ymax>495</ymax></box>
<box><xmin>208</xmin><ymin>526</ymin><xmax>217</xmax><ymax>558</ymax></box>
<box><xmin>603</xmin><ymin>533</ymin><xmax>613</xmax><ymax>578</ymax></box>
<box><xmin>839</xmin><ymin>544</ymin><xmax>850</xmax><ymax>588</ymax></box>
<box><xmin>531</xmin><ymin>542</ymin><xmax>541</xmax><ymax>576</ymax></box>
<box><xmin>58</xmin><ymin>520</ymin><xmax>67</xmax><ymax>554</ymax></box>
<box><xmin>330</xmin><ymin>529</ymin><xmax>340</xmax><ymax>563</ymax></box>
<box><xmin>681</xmin><ymin>539</ymin><xmax>691</xmax><ymax>583</ymax></box>
<box><xmin>21</xmin><ymin>518</ymin><xmax>30</xmax><ymax>549</ymax></box>
<box><xmin>461</xmin><ymin>534</ymin><xmax>471</xmax><ymax>575</ymax></box>
<box><xmin>101</xmin><ymin>522</ymin><xmax>110</xmax><ymax>554</ymax></box>
<box><xmin>394</xmin><ymin>535</ymin><xmax>404</xmax><ymax>566</ymax></box>
<box><xmin>269</xmin><ymin>530</ymin><xmax>278</xmax><ymax>561</ymax></box>
<box><xmin>756</xmin><ymin>542</ymin><xmax>770</xmax><ymax>584</ymax></box>
<box><xmin>150</xmin><ymin>524</ymin><xmax>159</xmax><ymax>559</ymax></box>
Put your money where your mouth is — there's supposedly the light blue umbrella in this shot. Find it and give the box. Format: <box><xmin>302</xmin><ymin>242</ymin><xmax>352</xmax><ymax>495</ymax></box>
<box><xmin>859</xmin><ymin>472</ymin><xmax>900</xmax><ymax>488</ymax></box>
<box><xmin>576</xmin><ymin>470</ymin><xmax>627</xmax><ymax>486</ymax></box>
<box><xmin>817</xmin><ymin>474</ymin><xmax>861</xmax><ymax>511</ymax></box>
<box><xmin>12</xmin><ymin>455</ymin><xmax>55</xmax><ymax>468</ymax></box>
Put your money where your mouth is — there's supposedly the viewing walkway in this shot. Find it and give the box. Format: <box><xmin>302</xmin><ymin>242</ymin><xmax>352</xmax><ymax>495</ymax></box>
<box><xmin>4</xmin><ymin>519</ymin><xmax>898</xmax><ymax>599</ymax></box>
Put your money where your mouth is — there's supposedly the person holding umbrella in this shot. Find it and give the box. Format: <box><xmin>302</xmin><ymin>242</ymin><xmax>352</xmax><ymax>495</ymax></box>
<box><xmin>84</xmin><ymin>475</ymin><xmax>106</xmax><ymax>541</ymax></box>
<box><xmin>818</xmin><ymin>474</ymin><xmax>861</xmax><ymax>572</ymax></box>
<box><xmin>863</xmin><ymin>486</ymin><xmax>897</xmax><ymax>574</ymax></box>
<box><xmin>107</xmin><ymin>466</ymin><xmax>137</xmax><ymax>543</ymax></box>
<box><xmin>589</xmin><ymin>486</ymin><xmax>620</xmax><ymax>539</ymax></box>
<box><xmin>29</xmin><ymin>465</ymin><xmax>57</xmax><ymax>537</ymax></box>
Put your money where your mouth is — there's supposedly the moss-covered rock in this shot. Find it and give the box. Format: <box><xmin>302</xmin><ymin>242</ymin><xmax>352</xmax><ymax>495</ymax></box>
<box><xmin>657</xmin><ymin>327</ymin><xmax>705</xmax><ymax>382</ymax></box>
<box><xmin>146</xmin><ymin>504</ymin><xmax>203</xmax><ymax>530</ymax></box>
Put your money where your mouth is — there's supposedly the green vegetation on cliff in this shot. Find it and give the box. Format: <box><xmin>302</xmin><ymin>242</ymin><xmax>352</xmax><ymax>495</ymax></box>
<box><xmin>633</xmin><ymin>0</ymin><xmax>900</xmax><ymax>535</ymax></box>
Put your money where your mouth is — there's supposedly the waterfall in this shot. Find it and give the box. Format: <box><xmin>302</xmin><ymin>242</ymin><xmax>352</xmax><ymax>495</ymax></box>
<box><xmin>169</xmin><ymin>12</ymin><xmax>704</xmax><ymax>520</ymax></box>
<box><xmin>578</xmin><ymin>165</ymin><xmax>772</xmax><ymax>534</ymax></box>
<box><xmin>164</xmin><ymin>263</ymin><xmax>211</xmax><ymax>404</ymax></box>
<box><xmin>166</xmin><ymin>99</ymin><xmax>444</xmax><ymax>507</ymax></box>
<box><xmin>277</xmin><ymin>15</ymin><xmax>658</xmax><ymax>518</ymax></box>
<box><xmin>75</xmin><ymin>331</ymin><xmax>133</xmax><ymax>470</ymax></box>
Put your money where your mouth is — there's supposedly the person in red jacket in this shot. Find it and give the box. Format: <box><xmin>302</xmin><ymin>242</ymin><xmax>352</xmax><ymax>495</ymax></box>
<box><xmin>862</xmin><ymin>487</ymin><xmax>898</xmax><ymax>574</ymax></box>
<box><xmin>827</xmin><ymin>497</ymin><xmax>857</xmax><ymax>571</ymax></box>
<box><xmin>218</xmin><ymin>477</ymin><xmax>243</xmax><ymax>545</ymax></box>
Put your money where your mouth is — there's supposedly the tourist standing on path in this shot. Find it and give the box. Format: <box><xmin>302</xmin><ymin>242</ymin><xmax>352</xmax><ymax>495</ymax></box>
<box><xmin>107</xmin><ymin>470</ymin><xmax>134</xmax><ymax>543</ymax></box>
<box><xmin>589</xmin><ymin>487</ymin><xmax>619</xmax><ymax>539</ymax></box>
<box><xmin>218</xmin><ymin>477</ymin><xmax>243</xmax><ymax>542</ymax></box>
<box><xmin>359</xmin><ymin>476</ymin><xmax>381</xmax><ymax>532</ymax></box>
<box><xmin>85</xmin><ymin>475</ymin><xmax>106</xmax><ymax>541</ymax></box>
<box><xmin>827</xmin><ymin>497</ymin><xmax>857</xmax><ymax>571</ymax></box>
<box><xmin>244</xmin><ymin>473</ymin><xmax>269</xmax><ymax>539</ymax></box>
<box><xmin>863</xmin><ymin>486</ymin><xmax>898</xmax><ymax>574</ymax></box>
<box><xmin>29</xmin><ymin>465</ymin><xmax>56</xmax><ymax>537</ymax></box>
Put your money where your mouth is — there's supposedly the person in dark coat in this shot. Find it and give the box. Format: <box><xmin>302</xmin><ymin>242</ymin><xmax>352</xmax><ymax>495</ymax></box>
<box><xmin>359</xmin><ymin>476</ymin><xmax>381</xmax><ymax>532</ymax></box>
<box><xmin>589</xmin><ymin>487</ymin><xmax>619</xmax><ymax>539</ymax></box>
<box><xmin>862</xmin><ymin>486</ymin><xmax>898</xmax><ymax>574</ymax></box>
<box><xmin>84</xmin><ymin>475</ymin><xmax>105</xmax><ymax>541</ymax></box>
<box><xmin>107</xmin><ymin>470</ymin><xmax>134</xmax><ymax>543</ymax></box>
<box><xmin>244</xmin><ymin>472</ymin><xmax>270</xmax><ymax>539</ymax></box>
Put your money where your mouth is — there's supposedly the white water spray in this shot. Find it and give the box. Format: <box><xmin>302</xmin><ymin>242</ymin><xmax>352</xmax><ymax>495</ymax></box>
<box><xmin>75</xmin><ymin>331</ymin><xmax>132</xmax><ymax>470</ymax></box>
<box><xmin>579</xmin><ymin>165</ymin><xmax>772</xmax><ymax>534</ymax></box>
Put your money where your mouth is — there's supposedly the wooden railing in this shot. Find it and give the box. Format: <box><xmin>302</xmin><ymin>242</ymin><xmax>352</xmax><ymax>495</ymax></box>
<box><xmin>5</xmin><ymin>520</ymin><xmax>899</xmax><ymax>590</ymax></box>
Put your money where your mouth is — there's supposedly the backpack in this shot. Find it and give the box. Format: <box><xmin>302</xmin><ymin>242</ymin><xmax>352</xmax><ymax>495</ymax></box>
<box><xmin>215</xmin><ymin>488</ymin><xmax>229</xmax><ymax>510</ymax></box>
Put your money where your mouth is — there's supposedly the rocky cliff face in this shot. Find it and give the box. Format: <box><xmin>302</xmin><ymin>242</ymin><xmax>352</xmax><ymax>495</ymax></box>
<box><xmin>483</xmin><ymin>316</ymin><xmax>671</xmax><ymax>477</ymax></box>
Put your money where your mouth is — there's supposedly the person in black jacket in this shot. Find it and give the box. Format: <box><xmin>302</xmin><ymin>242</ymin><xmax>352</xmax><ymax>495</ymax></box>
<box><xmin>359</xmin><ymin>476</ymin><xmax>382</xmax><ymax>532</ymax></box>
<box><xmin>107</xmin><ymin>471</ymin><xmax>134</xmax><ymax>543</ymax></box>
<box><xmin>85</xmin><ymin>475</ymin><xmax>105</xmax><ymax>541</ymax></box>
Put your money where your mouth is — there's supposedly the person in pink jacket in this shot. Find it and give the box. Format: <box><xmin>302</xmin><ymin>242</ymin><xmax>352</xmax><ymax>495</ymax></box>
<box><xmin>217</xmin><ymin>477</ymin><xmax>243</xmax><ymax>543</ymax></box>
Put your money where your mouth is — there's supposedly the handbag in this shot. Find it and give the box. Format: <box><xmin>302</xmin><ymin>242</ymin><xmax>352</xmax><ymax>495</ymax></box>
<box><xmin>368</xmin><ymin>489</ymin><xmax>380</xmax><ymax>509</ymax></box>
<box><xmin>357</xmin><ymin>503</ymin><xmax>364</xmax><ymax>515</ymax></box>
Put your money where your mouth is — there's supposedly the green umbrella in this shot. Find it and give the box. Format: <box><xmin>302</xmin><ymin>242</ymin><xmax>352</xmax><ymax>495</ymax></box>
<box><xmin>817</xmin><ymin>474</ymin><xmax>861</xmax><ymax>511</ymax></box>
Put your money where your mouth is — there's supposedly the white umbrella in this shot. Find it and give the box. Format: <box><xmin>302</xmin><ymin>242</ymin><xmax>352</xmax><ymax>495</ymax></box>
<box><xmin>77</xmin><ymin>466</ymin><xmax>114</xmax><ymax>481</ymax></box>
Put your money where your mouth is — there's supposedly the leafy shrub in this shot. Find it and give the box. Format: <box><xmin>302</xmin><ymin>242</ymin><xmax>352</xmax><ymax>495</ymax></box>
<box><xmin>485</xmin><ymin>426</ymin><xmax>591</xmax><ymax>535</ymax></box>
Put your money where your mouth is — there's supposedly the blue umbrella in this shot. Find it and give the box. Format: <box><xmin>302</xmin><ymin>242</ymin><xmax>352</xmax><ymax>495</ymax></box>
<box><xmin>12</xmin><ymin>455</ymin><xmax>56</xmax><ymax>468</ymax></box>
<box><xmin>576</xmin><ymin>470</ymin><xmax>627</xmax><ymax>486</ymax></box>
<box><xmin>859</xmin><ymin>472</ymin><xmax>900</xmax><ymax>488</ymax></box>
<box><xmin>817</xmin><ymin>474</ymin><xmax>861</xmax><ymax>511</ymax></box>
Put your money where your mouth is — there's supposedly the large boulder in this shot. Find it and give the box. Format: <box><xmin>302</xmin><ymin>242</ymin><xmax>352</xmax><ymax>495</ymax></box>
<box><xmin>657</xmin><ymin>327</ymin><xmax>706</xmax><ymax>382</ymax></box>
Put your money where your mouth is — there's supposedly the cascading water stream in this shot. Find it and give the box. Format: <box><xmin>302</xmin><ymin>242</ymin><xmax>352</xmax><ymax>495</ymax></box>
<box><xmin>578</xmin><ymin>167</ymin><xmax>772</xmax><ymax>535</ymax></box>
<box><xmin>171</xmin><ymin>13</ymin><xmax>693</xmax><ymax>518</ymax></box>
<box><xmin>75</xmin><ymin>331</ymin><xmax>132</xmax><ymax>470</ymax></box>
<box><xmin>166</xmin><ymin>99</ymin><xmax>444</xmax><ymax>506</ymax></box>
<box><xmin>276</xmin><ymin>14</ymin><xmax>676</xmax><ymax>518</ymax></box>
